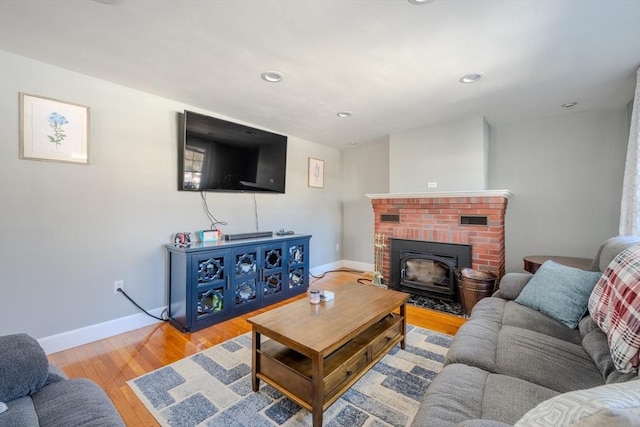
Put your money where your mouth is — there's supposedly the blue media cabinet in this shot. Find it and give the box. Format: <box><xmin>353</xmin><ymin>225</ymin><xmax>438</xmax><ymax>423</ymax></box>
<box><xmin>165</xmin><ymin>234</ymin><xmax>311</xmax><ymax>332</ymax></box>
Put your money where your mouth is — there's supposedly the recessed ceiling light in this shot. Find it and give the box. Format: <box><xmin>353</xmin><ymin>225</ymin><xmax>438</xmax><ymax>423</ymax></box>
<box><xmin>337</xmin><ymin>112</ymin><xmax>353</xmax><ymax>118</ymax></box>
<box><xmin>261</xmin><ymin>71</ymin><xmax>283</xmax><ymax>83</ymax></box>
<box><xmin>562</xmin><ymin>102</ymin><xmax>578</xmax><ymax>108</ymax></box>
<box><xmin>408</xmin><ymin>0</ymin><xmax>435</xmax><ymax>4</ymax></box>
<box><xmin>459</xmin><ymin>73</ymin><xmax>484</xmax><ymax>84</ymax></box>
<box><xmin>347</xmin><ymin>142</ymin><xmax>358</xmax><ymax>146</ymax></box>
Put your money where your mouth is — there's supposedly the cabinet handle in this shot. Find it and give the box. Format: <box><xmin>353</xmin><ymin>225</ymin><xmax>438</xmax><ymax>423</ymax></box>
<box><xmin>259</xmin><ymin>268</ymin><xmax>264</xmax><ymax>282</ymax></box>
<box><xmin>226</xmin><ymin>275</ymin><xmax>230</xmax><ymax>291</ymax></box>
<box><xmin>346</xmin><ymin>370</ymin><xmax>353</xmax><ymax>376</ymax></box>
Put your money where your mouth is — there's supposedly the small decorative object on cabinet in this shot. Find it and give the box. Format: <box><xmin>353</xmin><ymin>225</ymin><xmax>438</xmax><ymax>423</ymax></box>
<box><xmin>166</xmin><ymin>234</ymin><xmax>311</xmax><ymax>332</ymax></box>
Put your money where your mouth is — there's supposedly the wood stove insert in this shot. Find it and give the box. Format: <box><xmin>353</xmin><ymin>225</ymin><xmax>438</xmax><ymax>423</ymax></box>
<box><xmin>389</xmin><ymin>239</ymin><xmax>472</xmax><ymax>301</ymax></box>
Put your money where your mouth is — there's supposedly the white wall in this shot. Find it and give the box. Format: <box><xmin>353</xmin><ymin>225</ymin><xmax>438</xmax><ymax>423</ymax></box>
<box><xmin>342</xmin><ymin>137</ymin><xmax>390</xmax><ymax>268</ymax></box>
<box><xmin>0</xmin><ymin>50</ymin><xmax>343</xmax><ymax>341</ymax></box>
<box><xmin>489</xmin><ymin>109</ymin><xmax>629</xmax><ymax>272</ymax></box>
<box><xmin>389</xmin><ymin>116</ymin><xmax>489</xmax><ymax>192</ymax></box>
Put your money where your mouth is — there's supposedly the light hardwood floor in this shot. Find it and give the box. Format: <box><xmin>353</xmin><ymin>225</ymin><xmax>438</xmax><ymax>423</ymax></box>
<box><xmin>48</xmin><ymin>270</ymin><xmax>466</xmax><ymax>426</ymax></box>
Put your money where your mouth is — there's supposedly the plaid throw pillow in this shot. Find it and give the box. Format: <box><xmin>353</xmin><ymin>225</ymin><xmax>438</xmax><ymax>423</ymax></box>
<box><xmin>588</xmin><ymin>245</ymin><xmax>640</xmax><ymax>373</ymax></box>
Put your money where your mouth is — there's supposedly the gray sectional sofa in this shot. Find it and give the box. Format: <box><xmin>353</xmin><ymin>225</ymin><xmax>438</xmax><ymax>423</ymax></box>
<box><xmin>0</xmin><ymin>333</ymin><xmax>124</xmax><ymax>426</ymax></box>
<box><xmin>412</xmin><ymin>236</ymin><xmax>640</xmax><ymax>427</ymax></box>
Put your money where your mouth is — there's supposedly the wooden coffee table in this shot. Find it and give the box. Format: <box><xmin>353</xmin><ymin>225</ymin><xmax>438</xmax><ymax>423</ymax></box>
<box><xmin>247</xmin><ymin>283</ymin><xmax>409</xmax><ymax>427</ymax></box>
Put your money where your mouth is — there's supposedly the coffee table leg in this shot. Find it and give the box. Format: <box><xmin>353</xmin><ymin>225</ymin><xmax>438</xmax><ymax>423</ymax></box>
<box><xmin>311</xmin><ymin>353</ymin><xmax>324</xmax><ymax>427</ymax></box>
<box><xmin>400</xmin><ymin>302</ymin><xmax>407</xmax><ymax>350</ymax></box>
<box><xmin>252</xmin><ymin>329</ymin><xmax>260</xmax><ymax>392</ymax></box>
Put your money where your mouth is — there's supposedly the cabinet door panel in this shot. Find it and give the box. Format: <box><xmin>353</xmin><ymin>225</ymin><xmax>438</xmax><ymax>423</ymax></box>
<box><xmin>231</xmin><ymin>250</ymin><xmax>260</xmax><ymax>308</ymax></box>
<box><xmin>260</xmin><ymin>244</ymin><xmax>286</xmax><ymax>300</ymax></box>
<box><xmin>286</xmin><ymin>240</ymin><xmax>309</xmax><ymax>294</ymax></box>
<box><xmin>234</xmin><ymin>278</ymin><xmax>258</xmax><ymax>306</ymax></box>
<box><xmin>288</xmin><ymin>243</ymin><xmax>306</xmax><ymax>267</ymax></box>
<box><xmin>263</xmin><ymin>271</ymin><xmax>284</xmax><ymax>298</ymax></box>
<box><xmin>196</xmin><ymin>284</ymin><xmax>227</xmax><ymax>319</ymax></box>
<box><xmin>192</xmin><ymin>252</ymin><xmax>230</xmax><ymax>324</ymax></box>
<box><xmin>262</xmin><ymin>246</ymin><xmax>283</xmax><ymax>270</ymax></box>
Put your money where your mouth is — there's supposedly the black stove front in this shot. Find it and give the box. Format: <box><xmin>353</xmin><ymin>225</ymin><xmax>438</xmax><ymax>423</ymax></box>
<box><xmin>389</xmin><ymin>239</ymin><xmax>472</xmax><ymax>301</ymax></box>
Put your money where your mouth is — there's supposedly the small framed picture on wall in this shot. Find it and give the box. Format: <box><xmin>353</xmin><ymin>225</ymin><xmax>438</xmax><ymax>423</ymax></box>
<box><xmin>19</xmin><ymin>93</ymin><xmax>90</xmax><ymax>165</ymax></box>
<box><xmin>308</xmin><ymin>157</ymin><xmax>324</xmax><ymax>188</ymax></box>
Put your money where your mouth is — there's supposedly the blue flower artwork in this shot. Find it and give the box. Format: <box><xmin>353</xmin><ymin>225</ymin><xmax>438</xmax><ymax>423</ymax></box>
<box><xmin>47</xmin><ymin>112</ymin><xmax>69</xmax><ymax>149</ymax></box>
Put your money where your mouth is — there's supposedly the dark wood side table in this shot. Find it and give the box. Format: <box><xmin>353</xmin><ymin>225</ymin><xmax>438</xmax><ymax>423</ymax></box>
<box><xmin>523</xmin><ymin>255</ymin><xmax>593</xmax><ymax>274</ymax></box>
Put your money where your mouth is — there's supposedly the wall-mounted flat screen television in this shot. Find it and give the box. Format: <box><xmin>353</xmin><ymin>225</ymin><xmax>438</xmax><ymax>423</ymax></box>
<box><xmin>179</xmin><ymin>110</ymin><xmax>287</xmax><ymax>193</ymax></box>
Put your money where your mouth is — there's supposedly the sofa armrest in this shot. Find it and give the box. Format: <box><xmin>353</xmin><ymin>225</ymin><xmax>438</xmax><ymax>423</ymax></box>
<box><xmin>492</xmin><ymin>273</ymin><xmax>533</xmax><ymax>300</ymax></box>
<box><xmin>0</xmin><ymin>333</ymin><xmax>49</xmax><ymax>402</ymax></box>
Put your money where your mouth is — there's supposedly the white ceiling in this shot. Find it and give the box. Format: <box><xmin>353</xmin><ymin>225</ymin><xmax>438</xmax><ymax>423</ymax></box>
<box><xmin>1</xmin><ymin>0</ymin><xmax>639</xmax><ymax>149</ymax></box>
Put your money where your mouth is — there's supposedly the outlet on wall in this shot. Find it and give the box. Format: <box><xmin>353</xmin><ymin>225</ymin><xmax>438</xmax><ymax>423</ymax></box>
<box><xmin>427</xmin><ymin>181</ymin><xmax>438</xmax><ymax>188</ymax></box>
<box><xmin>114</xmin><ymin>280</ymin><xmax>124</xmax><ymax>294</ymax></box>
<box><xmin>336</xmin><ymin>243</ymin><xmax>340</xmax><ymax>252</ymax></box>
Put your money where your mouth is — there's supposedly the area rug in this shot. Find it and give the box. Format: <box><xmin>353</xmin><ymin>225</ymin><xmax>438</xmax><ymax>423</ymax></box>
<box><xmin>128</xmin><ymin>325</ymin><xmax>451</xmax><ymax>427</ymax></box>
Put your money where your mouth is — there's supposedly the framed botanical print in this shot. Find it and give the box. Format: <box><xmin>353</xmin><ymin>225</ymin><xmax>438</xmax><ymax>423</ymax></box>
<box><xmin>308</xmin><ymin>157</ymin><xmax>324</xmax><ymax>188</ymax></box>
<box><xmin>19</xmin><ymin>93</ymin><xmax>90</xmax><ymax>164</ymax></box>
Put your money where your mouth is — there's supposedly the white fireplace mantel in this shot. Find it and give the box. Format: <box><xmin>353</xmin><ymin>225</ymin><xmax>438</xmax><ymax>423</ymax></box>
<box><xmin>365</xmin><ymin>189</ymin><xmax>512</xmax><ymax>200</ymax></box>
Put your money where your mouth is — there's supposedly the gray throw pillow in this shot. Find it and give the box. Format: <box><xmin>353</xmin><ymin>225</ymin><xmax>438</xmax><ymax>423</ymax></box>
<box><xmin>514</xmin><ymin>261</ymin><xmax>602</xmax><ymax>329</ymax></box>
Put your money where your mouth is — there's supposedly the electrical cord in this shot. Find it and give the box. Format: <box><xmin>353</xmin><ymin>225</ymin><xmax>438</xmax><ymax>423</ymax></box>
<box><xmin>309</xmin><ymin>268</ymin><xmax>365</xmax><ymax>279</ymax></box>
<box><xmin>310</xmin><ymin>268</ymin><xmax>367</xmax><ymax>284</ymax></box>
<box><xmin>200</xmin><ymin>191</ymin><xmax>228</xmax><ymax>230</ymax></box>
<box><xmin>117</xmin><ymin>288</ymin><xmax>168</xmax><ymax>322</ymax></box>
<box><xmin>253</xmin><ymin>193</ymin><xmax>259</xmax><ymax>232</ymax></box>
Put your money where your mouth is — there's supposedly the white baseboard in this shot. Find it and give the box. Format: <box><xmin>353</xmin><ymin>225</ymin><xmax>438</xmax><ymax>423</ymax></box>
<box><xmin>341</xmin><ymin>260</ymin><xmax>374</xmax><ymax>272</ymax></box>
<box><xmin>38</xmin><ymin>307</ymin><xmax>166</xmax><ymax>355</ymax></box>
<box><xmin>39</xmin><ymin>259</ymin><xmax>375</xmax><ymax>355</ymax></box>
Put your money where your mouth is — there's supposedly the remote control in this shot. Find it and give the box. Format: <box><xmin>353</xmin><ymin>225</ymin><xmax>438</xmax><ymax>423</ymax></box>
<box><xmin>276</xmin><ymin>229</ymin><xmax>294</xmax><ymax>236</ymax></box>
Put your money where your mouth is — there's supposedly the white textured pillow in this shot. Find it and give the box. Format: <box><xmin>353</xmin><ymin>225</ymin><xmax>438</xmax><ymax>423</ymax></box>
<box><xmin>514</xmin><ymin>381</ymin><xmax>640</xmax><ymax>427</ymax></box>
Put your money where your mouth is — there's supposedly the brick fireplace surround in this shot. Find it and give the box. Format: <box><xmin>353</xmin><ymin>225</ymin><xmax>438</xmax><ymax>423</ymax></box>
<box><xmin>368</xmin><ymin>190</ymin><xmax>512</xmax><ymax>284</ymax></box>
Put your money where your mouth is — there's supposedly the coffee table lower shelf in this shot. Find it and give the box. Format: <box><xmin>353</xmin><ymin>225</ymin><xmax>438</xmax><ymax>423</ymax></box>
<box><xmin>253</xmin><ymin>313</ymin><xmax>405</xmax><ymax>423</ymax></box>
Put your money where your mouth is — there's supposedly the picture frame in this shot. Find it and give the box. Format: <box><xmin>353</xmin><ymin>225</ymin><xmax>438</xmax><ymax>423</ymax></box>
<box><xmin>19</xmin><ymin>93</ymin><xmax>90</xmax><ymax>165</ymax></box>
<box><xmin>308</xmin><ymin>157</ymin><xmax>324</xmax><ymax>188</ymax></box>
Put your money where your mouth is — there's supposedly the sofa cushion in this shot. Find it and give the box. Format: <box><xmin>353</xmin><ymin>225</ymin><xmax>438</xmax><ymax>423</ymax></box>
<box><xmin>446</xmin><ymin>298</ymin><xmax>603</xmax><ymax>393</ymax></box>
<box><xmin>32</xmin><ymin>378</ymin><xmax>125</xmax><ymax>427</ymax></box>
<box><xmin>514</xmin><ymin>380</ymin><xmax>640</xmax><ymax>427</ymax></box>
<box><xmin>445</xmin><ymin>298</ymin><xmax>584</xmax><ymax>371</ymax></box>
<box><xmin>0</xmin><ymin>396</ymin><xmax>40</xmax><ymax>426</ymax></box>
<box><xmin>514</xmin><ymin>261</ymin><xmax>601</xmax><ymax>329</ymax></box>
<box><xmin>588</xmin><ymin>244</ymin><xmax>640</xmax><ymax>373</ymax></box>
<box><xmin>0</xmin><ymin>333</ymin><xmax>49</xmax><ymax>402</ymax></box>
<box><xmin>502</xmin><ymin>300</ymin><xmax>583</xmax><ymax>346</ymax></box>
<box><xmin>494</xmin><ymin>326</ymin><xmax>603</xmax><ymax>393</ymax></box>
<box><xmin>411</xmin><ymin>364</ymin><xmax>558</xmax><ymax>427</ymax></box>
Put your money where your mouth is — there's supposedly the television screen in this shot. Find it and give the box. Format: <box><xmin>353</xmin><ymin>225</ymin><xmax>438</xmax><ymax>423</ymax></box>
<box><xmin>179</xmin><ymin>111</ymin><xmax>287</xmax><ymax>193</ymax></box>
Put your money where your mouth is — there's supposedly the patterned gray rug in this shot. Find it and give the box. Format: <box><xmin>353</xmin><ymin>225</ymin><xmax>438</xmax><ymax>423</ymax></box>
<box><xmin>128</xmin><ymin>325</ymin><xmax>451</xmax><ymax>427</ymax></box>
